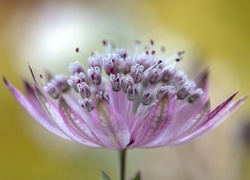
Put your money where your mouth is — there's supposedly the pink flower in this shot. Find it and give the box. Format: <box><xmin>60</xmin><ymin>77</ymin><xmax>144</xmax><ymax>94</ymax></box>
<box><xmin>3</xmin><ymin>41</ymin><xmax>247</xmax><ymax>150</ymax></box>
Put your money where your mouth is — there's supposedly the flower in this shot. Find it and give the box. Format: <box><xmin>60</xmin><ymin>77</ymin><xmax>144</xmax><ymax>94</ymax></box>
<box><xmin>3</xmin><ymin>40</ymin><xmax>247</xmax><ymax>150</ymax></box>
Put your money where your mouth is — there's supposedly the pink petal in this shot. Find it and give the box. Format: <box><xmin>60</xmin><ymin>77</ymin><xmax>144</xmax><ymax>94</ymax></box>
<box><xmin>58</xmin><ymin>97</ymin><xmax>103</xmax><ymax>146</ymax></box>
<box><xmin>34</xmin><ymin>86</ymin><xmax>101</xmax><ymax>147</ymax></box>
<box><xmin>170</xmin><ymin>93</ymin><xmax>247</xmax><ymax>145</ymax></box>
<box><xmin>3</xmin><ymin>77</ymin><xmax>69</xmax><ymax>139</ymax></box>
<box><xmin>143</xmin><ymin>101</ymin><xmax>211</xmax><ymax>148</ymax></box>
<box><xmin>130</xmin><ymin>95</ymin><xmax>174</xmax><ymax>147</ymax></box>
<box><xmin>91</xmin><ymin>101</ymin><xmax>130</xmax><ymax>150</ymax></box>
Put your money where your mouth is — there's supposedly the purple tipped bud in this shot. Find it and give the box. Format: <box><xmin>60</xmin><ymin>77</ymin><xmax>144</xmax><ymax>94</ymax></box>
<box><xmin>77</xmin><ymin>82</ymin><xmax>91</xmax><ymax>98</ymax></box>
<box><xmin>67</xmin><ymin>72</ymin><xmax>86</xmax><ymax>92</ymax></box>
<box><xmin>44</xmin><ymin>83</ymin><xmax>59</xmax><ymax>99</ymax></box>
<box><xmin>141</xmin><ymin>89</ymin><xmax>155</xmax><ymax>105</ymax></box>
<box><xmin>93</xmin><ymin>88</ymin><xmax>110</xmax><ymax>103</ymax></box>
<box><xmin>104</xmin><ymin>54</ymin><xmax>119</xmax><ymax>75</ymax></box>
<box><xmin>53</xmin><ymin>75</ymin><xmax>69</xmax><ymax>92</ymax></box>
<box><xmin>127</xmin><ymin>85</ymin><xmax>139</xmax><ymax>101</ymax></box>
<box><xmin>188</xmin><ymin>88</ymin><xmax>204</xmax><ymax>103</ymax></box>
<box><xmin>177</xmin><ymin>83</ymin><xmax>193</xmax><ymax>100</ymax></box>
<box><xmin>121</xmin><ymin>76</ymin><xmax>135</xmax><ymax>93</ymax></box>
<box><xmin>79</xmin><ymin>98</ymin><xmax>94</xmax><ymax>112</ymax></box>
<box><xmin>131</xmin><ymin>64</ymin><xmax>144</xmax><ymax>83</ymax></box>
<box><xmin>87</xmin><ymin>66</ymin><xmax>102</xmax><ymax>85</ymax></box>
<box><xmin>110</xmin><ymin>73</ymin><xmax>122</xmax><ymax>92</ymax></box>
<box><xmin>149</xmin><ymin>66</ymin><xmax>162</xmax><ymax>83</ymax></box>
<box><xmin>69</xmin><ymin>61</ymin><xmax>84</xmax><ymax>75</ymax></box>
<box><xmin>156</xmin><ymin>85</ymin><xmax>176</xmax><ymax>99</ymax></box>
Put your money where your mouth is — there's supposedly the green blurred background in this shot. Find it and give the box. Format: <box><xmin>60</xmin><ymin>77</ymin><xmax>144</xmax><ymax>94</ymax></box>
<box><xmin>1</xmin><ymin>0</ymin><xmax>250</xmax><ymax>179</ymax></box>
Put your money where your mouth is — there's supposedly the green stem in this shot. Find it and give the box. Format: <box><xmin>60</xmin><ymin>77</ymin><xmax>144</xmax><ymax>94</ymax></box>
<box><xmin>118</xmin><ymin>149</ymin><xmax>127</xmax><ymax>180</ymax></box>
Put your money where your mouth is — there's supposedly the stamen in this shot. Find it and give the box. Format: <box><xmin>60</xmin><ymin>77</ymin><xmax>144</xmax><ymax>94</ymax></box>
<box><xmin>141</xmin><ymin>89</ymin><xmax>155</xmax><ymax>105</ymax></box>
<box><xmin>39</xmin><ymin>74</ymin><xmax>46</xmax><ymax>85</ymax></box>
<box><xmin>75</xmin><ymin>47</ymin><xmax>88</xmax><ymax>60</ymax></box>
<box><xmin>133</xmin><ymin>40</ymin><xmax>141</xmax><ymax>58</ymax></box>
<box><xmin>102</xmin><ymin>40</ymin><xmax>110</xmax><ymax>55</ymax></box>
<box><xmin>79</xmin><ymin>98</ymin><xmax>94</xmax><ymax>112</ymax></box>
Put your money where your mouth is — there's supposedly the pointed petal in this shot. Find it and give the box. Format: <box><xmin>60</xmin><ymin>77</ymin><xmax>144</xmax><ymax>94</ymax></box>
<box><xmin>130</xmin><ymin>95</ymin><xmax>174</xmax><ymax>147</ymax></box>
<box><xmin>91</xmin><ymin>101</ymin><xmax>130</xmax><ymax>150</ymax></box>
<box><xmin>3</xmin><ymin>77</ymin><xmax>68</xmax><ymax>139</ymax></box>
<box><xmin>144</xmin><ymin>100</ymin><xmax>211</xmax><ymax>148</ymax></box>
<box><xmin>58</xmin><ymin>97</ymin><xmax>103</xmax><ymax>146</ymax></box>
<box><xmin>170</xmin><ymin>93</ymin><xmax>246</xmax><ymax>145</ymax></box>
<box><xmin>34</xmin><ymin>86</ymin><xmax>100</xmax><ymax>147</ymax></box>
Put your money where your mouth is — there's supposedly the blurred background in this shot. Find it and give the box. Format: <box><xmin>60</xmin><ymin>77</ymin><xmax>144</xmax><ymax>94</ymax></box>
<box><xmin>0</xmin><ymin>0</ymin><xmax>250</xmax><ymax>179</ymax></box>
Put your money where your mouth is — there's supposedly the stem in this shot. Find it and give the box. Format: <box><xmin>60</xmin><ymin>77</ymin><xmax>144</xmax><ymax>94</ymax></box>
<box><xmin>118</xmin><ymin>149</ymin><xmax>127</xmax><ymax>180</ymax></box>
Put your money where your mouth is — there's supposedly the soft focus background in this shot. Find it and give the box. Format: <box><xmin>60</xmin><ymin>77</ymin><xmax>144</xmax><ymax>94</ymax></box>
<box><xmin>1</xmin><ymin>0</ymin><xmax>250</xmax><ymax>179</ymax></box>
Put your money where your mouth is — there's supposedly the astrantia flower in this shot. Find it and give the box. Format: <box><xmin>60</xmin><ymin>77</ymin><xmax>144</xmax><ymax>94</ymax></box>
<box><xmin>4</xmin><ymin>40</ymin><xmax>246</xmax><ymax>150</ymax></box>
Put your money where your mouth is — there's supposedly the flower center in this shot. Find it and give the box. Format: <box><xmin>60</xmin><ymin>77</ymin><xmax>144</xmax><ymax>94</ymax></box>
<box><xmin>42</xmin><ymin>41</ymin><xmax>203</xmax><ymax>112</ymax></box>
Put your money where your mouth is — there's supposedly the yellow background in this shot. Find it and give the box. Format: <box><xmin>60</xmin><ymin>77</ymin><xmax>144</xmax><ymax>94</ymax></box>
<box><xmin>0</xmin><ymin>0</ymin><xmax>250</xmax><ymax>179</ymax></box>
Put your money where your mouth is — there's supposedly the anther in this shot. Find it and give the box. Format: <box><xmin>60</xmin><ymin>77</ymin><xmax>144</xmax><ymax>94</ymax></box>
<box><xmin>102</xmin><ymin>40</ymin><xmax>107</xmax><ymax>46</ymax></box>
<box><xmin>79</xmin><ymin>98</ymin><xmax>94</xmax><ymax>112</ymax></box>
<box><xmin>39</xmin><ymin>74</ymin><xmax>46</xmax><ymax>85</ymax></box>
<box><xmin>150</xmin><ymin>39</ymin><xmax>154</xmax><ymax>46</ymax></box>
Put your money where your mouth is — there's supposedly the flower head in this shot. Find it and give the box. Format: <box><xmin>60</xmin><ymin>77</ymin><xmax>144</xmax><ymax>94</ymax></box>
<box><xmin>4</xmin><ymin>40</ymin><xmax>247</xmax><ymax>150</ymax></box>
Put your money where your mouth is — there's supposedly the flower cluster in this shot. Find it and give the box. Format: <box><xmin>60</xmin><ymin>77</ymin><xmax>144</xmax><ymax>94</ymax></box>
<box><xmin>4</xmin><ymin>40</ymin><xmax>246</xmax><ymax>150</ymax></box>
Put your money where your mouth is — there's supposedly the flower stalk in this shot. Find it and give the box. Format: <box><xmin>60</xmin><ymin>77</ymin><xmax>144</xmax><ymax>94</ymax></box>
<box><xmin>118</xmin><ymin>149</ymin><xmax>127</xmax><ymax>180</ymax></box>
